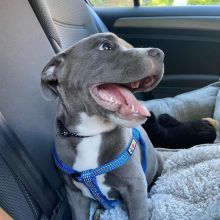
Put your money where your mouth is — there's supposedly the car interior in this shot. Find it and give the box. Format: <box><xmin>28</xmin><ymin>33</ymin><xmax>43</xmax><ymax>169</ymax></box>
<box><xmin>0</xmin><ymin>0</ymin><xmax>220</xmax><ymax>219</ymax></box>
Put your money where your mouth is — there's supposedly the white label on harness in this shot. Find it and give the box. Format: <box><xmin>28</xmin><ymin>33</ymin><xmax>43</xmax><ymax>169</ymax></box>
<box><xmin>128</xmin><ymin>139</ymin><xmax>137</xmax><ymax>155</ymax></box>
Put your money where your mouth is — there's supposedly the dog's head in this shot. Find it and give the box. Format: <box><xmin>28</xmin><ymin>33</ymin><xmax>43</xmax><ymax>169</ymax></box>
<box><xmin>41</xmin><ymin>33</ymin><xmax>164</xmax><ymax>127</ymax></box>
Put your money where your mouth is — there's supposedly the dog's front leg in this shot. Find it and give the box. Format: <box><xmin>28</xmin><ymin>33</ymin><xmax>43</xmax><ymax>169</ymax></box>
<box><xmin>65</xmin><ymin>185</ymin><xmax>91</xmax><ymax>220</ymax></box>
<box><xmin>121</xmin><ymin>177</ymin><xmax>149</xmax><ymax>220</ymax></box>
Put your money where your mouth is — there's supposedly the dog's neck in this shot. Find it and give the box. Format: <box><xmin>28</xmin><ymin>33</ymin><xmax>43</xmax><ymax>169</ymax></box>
<box><xmin>57</xmin><ymin>104</ymin><xmax>117</xmax><ymax>137</ymax></box>
<box><xmin>71</xmin><ymin>112</ymin><xmax>117</xmax><ymax>136</ymax></box>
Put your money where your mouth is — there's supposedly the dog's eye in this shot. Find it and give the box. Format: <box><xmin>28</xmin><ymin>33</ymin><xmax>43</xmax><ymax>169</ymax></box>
<box><xmin>99</xmin><ymin>42</ymin><xmax>113</xmax><ymax>51</ymax></box>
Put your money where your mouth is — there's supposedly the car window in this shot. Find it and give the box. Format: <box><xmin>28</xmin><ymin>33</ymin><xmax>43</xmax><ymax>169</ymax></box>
<box><xmin>89</xmin><ymin>0</ymin><xmax>133</xmax><ymax>7</ymax></box>
<box><xmin>90</xmin><ymin>0</ymin><xmax>220</xmax><ymax>7</ymax></box>
<box><xmin>141</xmin><ymin>0</ymin><xmax>220</xmax><ymax>6</ymax></box>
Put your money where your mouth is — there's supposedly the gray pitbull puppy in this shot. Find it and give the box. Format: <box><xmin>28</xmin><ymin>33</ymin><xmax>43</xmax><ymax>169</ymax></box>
<box><xmin>41</xmin><ymin>33</ymin><xmax>164</xmax><ymax>220</ymax></box>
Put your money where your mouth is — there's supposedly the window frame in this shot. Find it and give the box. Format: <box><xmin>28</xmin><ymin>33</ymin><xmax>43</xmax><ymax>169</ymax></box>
<box><xmin>134</xmin><ymin>0</ymin><xmax>140</xmax><ymax>6</ymax></box>
<box><xmin>87</xmin><ymin>0</ymin><xmax>220</xmax><ymax>8</ymax></box>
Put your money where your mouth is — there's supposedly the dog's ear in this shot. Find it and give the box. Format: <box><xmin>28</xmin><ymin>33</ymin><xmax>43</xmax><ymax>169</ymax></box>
<box><xmin>41</xmin><ymin>53</ymin><xmax>65</xmax><ymax>101</ymax></box>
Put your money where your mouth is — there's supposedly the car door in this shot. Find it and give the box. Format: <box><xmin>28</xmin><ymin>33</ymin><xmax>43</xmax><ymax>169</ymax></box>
<box><xmin>90</xmin><ymin>0</ymin><xmax>220</xmax><ymax>99</ymax></box>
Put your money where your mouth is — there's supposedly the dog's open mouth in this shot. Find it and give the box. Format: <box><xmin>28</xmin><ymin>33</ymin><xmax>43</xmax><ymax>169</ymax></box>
<box><xmin>89</xmin><ymin>75</ymin><xmax>156</xmax><ymax>119</ymax></box>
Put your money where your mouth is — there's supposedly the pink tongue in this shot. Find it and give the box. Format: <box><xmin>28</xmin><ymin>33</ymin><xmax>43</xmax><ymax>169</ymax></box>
<box><xmin>98</xmin><ymin>84</ymin><xmax>150</xmax><ymax>117</ymax></box>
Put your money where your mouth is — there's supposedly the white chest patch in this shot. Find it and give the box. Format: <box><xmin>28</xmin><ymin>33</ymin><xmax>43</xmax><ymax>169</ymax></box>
<box><xmin>72</xmin><ymin>134</ymin><xmax>111</xmax><ymax>199</ymax></box>
<box><xmin>76</xmin><ymin>112</ymin><xmax>116</xmax><ymax>136</ymax></box>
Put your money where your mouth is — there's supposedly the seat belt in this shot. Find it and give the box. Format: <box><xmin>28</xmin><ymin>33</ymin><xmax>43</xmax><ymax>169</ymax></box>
<box><xmin>0</xmin><ymin>112</ymin><xmax>70</xmax><ymax>219</ymax></box>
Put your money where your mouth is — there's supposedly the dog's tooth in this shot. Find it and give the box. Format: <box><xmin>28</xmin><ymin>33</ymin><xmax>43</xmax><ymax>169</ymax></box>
<box><xmin>106</xmin><ymin>96</ymin><xmax>113</xmax><ymax>102</ymax></box>
<box><xmin>131</xmin><ymin>81</ymin><xmax>140</xmax><ymax>88</ymax></box>
<box><xmin>131</xmin><ymin>82</ymin><xmax>135</xmax><ymax>88</ymax></box>
<box><xmin>134</xmin><ymin>109</ymin><xmax>138</xmax><ymax>114</ymax></box>
<box><xmin>131</xmin><ymin>105</ymin><xmax>135</xmax><ymax>112</ymax></box>
<box><xmin>131</xmin><ymin>105</ymin><xmax>139</xmax><ymax>114</ymax></box>
<box><xmin>102</xmin><ymin>94</ymin><xmax>108</xmax><ymax>100</ymax></box>
<box><xmin>109</xmin><ymin>96</ymin><xmax>114</xmax><ymax>102</ymax></box>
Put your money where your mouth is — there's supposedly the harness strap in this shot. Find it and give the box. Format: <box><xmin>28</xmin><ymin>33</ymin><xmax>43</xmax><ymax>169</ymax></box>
<box><xmin>139</xmin><ymin>133</ymin><xmax>147</xmax><ymax>173</ymax></box>
<box><xmin>82</xmin><ymin>171</ymin><xmax>122</xmax><ymax>209</ymax></box>
<box><xmin>54</xmin><ymin>128</ymin><xmax>147</xmax><ymax>209</ymax></box>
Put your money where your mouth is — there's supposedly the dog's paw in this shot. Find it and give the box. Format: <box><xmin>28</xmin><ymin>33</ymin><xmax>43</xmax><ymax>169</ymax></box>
<box><xmin>145</xmin><ymin>111</ymin><xmax>156</xmax><ymax>123</ymax></box>
<box><xmin>142</xmin><ymin>111</ymin><xmax>157</xmax><ymax>131</ymax></box>
<box><xmin>202</xmin><ymin>117</ymin><xmax>219</xmax><ymax>129</ymax></box>
<box><xmin>192</xmin><ymin>120</ymin><xmax>217</xmax><ymax>143</ymax></box>
<box><xmin>158</xmin><ymin>114</ymin><xmax>181</xmax><ymax>128</ymax></box>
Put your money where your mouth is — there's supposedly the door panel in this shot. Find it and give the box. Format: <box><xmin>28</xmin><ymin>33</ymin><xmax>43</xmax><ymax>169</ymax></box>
<box><xmin>95</xmin><ymin>6</ymin><xmax>220</xmax><ymax>99</ymax></box>
<box><xmin>114</xmin><ymin>16</ymin><xmax>220</xmax><ymax>31</ymax></box>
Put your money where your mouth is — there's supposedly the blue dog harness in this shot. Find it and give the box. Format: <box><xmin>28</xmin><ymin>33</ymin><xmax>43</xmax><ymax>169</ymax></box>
<box><xmin>54</xmin><ymin>124</ymin><xmax>147</xmax><ymax>209</ymax></box>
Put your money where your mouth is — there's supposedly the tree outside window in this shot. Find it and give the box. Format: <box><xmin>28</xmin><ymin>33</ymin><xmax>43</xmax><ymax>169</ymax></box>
<box><xmin>90</xmin><ymin>0</ymin><xmax>220</xmax><ymax>6</ymax></box>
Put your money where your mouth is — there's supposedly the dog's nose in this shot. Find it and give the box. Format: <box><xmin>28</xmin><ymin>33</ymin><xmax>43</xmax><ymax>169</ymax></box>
<box><xmin>148</xmin><ymin>48</ymin><xmax>164</xmax><ymax>61</ymax></box>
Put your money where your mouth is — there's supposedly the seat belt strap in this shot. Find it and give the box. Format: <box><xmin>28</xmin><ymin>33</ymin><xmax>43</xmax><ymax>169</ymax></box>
<box><xmin>0</xmin><ymin>112</ymin><xmax>58</xmax><ymax>218</ymax></box>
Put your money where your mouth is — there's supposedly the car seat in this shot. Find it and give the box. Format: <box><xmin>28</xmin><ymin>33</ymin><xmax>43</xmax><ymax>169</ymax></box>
<box><xmin>29</xmin><ymin>0</ymin><xmax>108</xmax><ymax>51</ymax></box>
<box><xmin>0</xmin><ymin>0</ymin><xmax>109</xmax><ymax>219</ymax></box>
<box><xmin>0</xmin><ymin>0</ymin><xmax>72</xmax><ymax>219</ymax></box>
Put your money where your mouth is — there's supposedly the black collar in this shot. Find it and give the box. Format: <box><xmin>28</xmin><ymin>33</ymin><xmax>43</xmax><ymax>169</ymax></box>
<box><xmin>57</xmin><ymin>119</ymin><xmax>91</xmax><ymax>138</ymax></box>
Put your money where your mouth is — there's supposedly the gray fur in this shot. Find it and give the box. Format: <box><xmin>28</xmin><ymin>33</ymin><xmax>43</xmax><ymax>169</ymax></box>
<box><xmin>41</xmin><ymin>33</ymin><xmax>164</xmax><ymax>220</ymax></box>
